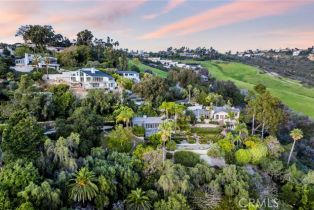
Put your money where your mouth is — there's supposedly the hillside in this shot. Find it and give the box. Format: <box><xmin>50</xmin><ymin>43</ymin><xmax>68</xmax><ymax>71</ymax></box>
<box><xmin>195</xmin><ymin>60</ymin><xmax>314</xmax><ymax>118</ymax></box>
<box><xmin>128</xmin><ymin>59</ymin><xmax>167</xmax><ymax>78</ymax></box>
<box><xmin>235</xmin><ymin>56</ymin><xmax>314</xmax><ymax>86</ymax></box>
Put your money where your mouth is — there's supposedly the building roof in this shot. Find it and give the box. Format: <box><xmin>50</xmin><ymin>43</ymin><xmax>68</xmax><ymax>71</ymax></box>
<box><xmin>116</xmin><ymin>70</ymin><xmax>139</xmax><ymax>74</ymax></box>
<box><xmin>212</xmin><ymin>106</ymin><xmax>240</xmax><ymax>114</ymax></box>
<box><xmin>132</xmin><ymin>116</ymin><xmax>163</xmax><ymax>124</ymax></box>
<box><xmin>187</xmin><ymin>105</ymin><xmax>203</xmax><ymax>111</ymax></box>
<box><xmin>81</xmin><ymin>68</ymin><xmax>113</xmax><ymax>78</ymax></box>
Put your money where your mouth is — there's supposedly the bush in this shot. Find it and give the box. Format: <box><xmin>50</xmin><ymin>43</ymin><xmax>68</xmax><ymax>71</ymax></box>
<box><xmin>166</xmin><ymin>140</ymin><xmax>176</xmax><ymax>151</ymax></box>
<box><xmin>235</xmin><ymin>149</ymin><xmax>251</xmax><ymax>165</ymax></box>
<box><xmin>133</xmin><ymin>144</ymin><xmax>154</xmax><ymax>159</ymax></box>
<box><xmin>207</xmin><ymin>143</ymin><xmax>222</xmax><ymax>158</ymax></box>
<box><xmin>174</xmin><ymin>151</ymin><xmax>200</xmax><ymax>167</ymax></box>
<box><xmin>107</xmin><ymin>125</ymin><xmax>133</xmax><ymax>153</ymax></box>
<box><xmin>218</xmin><ymin>138</ymin><xmax>234</xmax><ymax>154</ymax></box>
<box><xmin>187</xmin><ymin>138</ymin><xmax>196</xmax><ymax>144</ymax></box>
<box><xmin>166</xmin><ymin>152</ymin><xmax>173</xmax><ymax>159</ymax></box>
<box><xmin>133</xmin><ymin>125</ymin><xmax>145</xmax><ymax>137</ymax></box>
<box><xmin>249</xmin><ymin>143</ymin><xmax>268</xmax><ymax>164</ymax></box>
<box><xmin>148</xmin><ymin>133</ymin><xmax>162</xmax><ymax>147</ymax></box>
<box><xmin>191</xmin><ymin>127</ymin><xmax>222</xmax><ymax>134</ymax></box>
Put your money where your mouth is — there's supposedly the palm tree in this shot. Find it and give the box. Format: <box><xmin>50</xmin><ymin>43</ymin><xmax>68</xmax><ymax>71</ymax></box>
<box><xmin>126</xmin><ymin>188</ymin><xmax>151</xmax><ymax>210</ymax></box>
<box><xmin>287</xmin><ymin>128</ymin><xmax>303</xmax><ymax>165</ymax></box>
<box><xmin>159</xmin><ymin>120</ymin><xmax>175</xmax><ymax>165</ymax></box>
<box><xmin>159</xmin><ymin>102</ymin><xmax>175</xmax><ymax>119</ymax></box>
<box><xmin>44</xmin><ymin>54</ymin><xmax>50</xmax><ymax>79</ymax></box>
<box><xmin>187</xmin><ymin>84</ymin><xmax>192</xmax><ymax>103</ymax></box>
<box><xmin>69</xmin><ymin>167</ymin><xmax>99</xmax><ymax>203</ymax></box>
<box><xmin>32</xmin><ymin>54</ymin><xmax>40</xmax><ymax>71</ymax></box>
<box><xmin>116</xmin><ymin>106</ymin><xmax>135</xmax><ymax>127</ymax></box>
<box><xmin>234</xmin><ymin>122</ymin><xmax>248</xmax><ymax>147</ymax></box>
<box><xmin>173</xmin><ymin>104</ymin><xmax>185</xmax><ymax>133</ymax></box>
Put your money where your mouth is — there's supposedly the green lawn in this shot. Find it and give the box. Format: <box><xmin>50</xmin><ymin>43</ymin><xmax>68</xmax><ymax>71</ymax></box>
<box><xmin>128</xmin><ymin>59</ymin><xmax>168</xmax><ymax>78</ymax></box>
<box><xmin>194</xmin><ymin>60</ymin><xmax>314</xmax><ymax>118</ymax></box>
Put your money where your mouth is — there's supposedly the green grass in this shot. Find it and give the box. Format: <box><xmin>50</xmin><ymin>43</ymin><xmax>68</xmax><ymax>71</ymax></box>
<box><xmin>128</xmin><ymin>59</ymin><xmax>168</xmax><ymax>78</ymax></box>
<box><xmin>192</xmin><ymin>60</ymin><xmax>314</xmax><ymax>118</ymax></box>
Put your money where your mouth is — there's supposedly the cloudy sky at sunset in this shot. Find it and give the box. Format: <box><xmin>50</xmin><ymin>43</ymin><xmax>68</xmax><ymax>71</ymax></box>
<box><xmin>0</xmin><ymin>0</ymin><xmax>313</xmax><ymax>52</ymax></box>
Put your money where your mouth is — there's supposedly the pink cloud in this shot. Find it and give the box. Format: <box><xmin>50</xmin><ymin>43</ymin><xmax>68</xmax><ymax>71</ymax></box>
<box><xmin>0</xmin><ymin>1</ymin><xmax>40</xmax><ymax>37</ymax></box>
<box><xmin>0</xmin><ymin>0</ymin><xmax>146</xmax><ymax>42</ymax></box>
<box><xmin>140</xmin><ymin>0</ymin><xmax>311</xmax><ymax>39</ymax></box>
<box><xmin>143</xmin><ymin>0</ymin><xmax>185</xmax><ymax>20</ymax></box>
<box><xmin>49</xmin><ymin>0</ymin><xmax>146</xmax><ymax>27</ymax></box>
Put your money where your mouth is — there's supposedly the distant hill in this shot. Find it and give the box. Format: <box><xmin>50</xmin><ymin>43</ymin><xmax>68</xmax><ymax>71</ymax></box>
<box><xmin>234</xmin><ymin>56</ymin><xmax>314</xmax><ymax>87</ymax></box>
<box><xmin>128</xmin><ymin>59</ymin><xmax>168</xmax><ymax>78</ymax></box>
<box><xmin>188</xmin><ymin>60</ymin><xmax>314</xmax><ymax>118</ymax></box>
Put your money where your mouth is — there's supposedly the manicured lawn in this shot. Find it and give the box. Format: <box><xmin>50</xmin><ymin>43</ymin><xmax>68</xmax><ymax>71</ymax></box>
<box><xmin>191</xmin><ymin>60</ymin><xmax>314</xmax><ymax>118</ymax></box>
<box><xmin>128</xmin><ymin>59</ymin><xmax>168</xmax><ymax>78</ymax></box>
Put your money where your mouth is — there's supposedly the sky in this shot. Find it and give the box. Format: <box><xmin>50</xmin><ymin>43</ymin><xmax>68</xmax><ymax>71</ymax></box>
<box><xmin>0</xmin><ymin>0</ymin><xmax>314</xmax><ymax>52</ymax></box>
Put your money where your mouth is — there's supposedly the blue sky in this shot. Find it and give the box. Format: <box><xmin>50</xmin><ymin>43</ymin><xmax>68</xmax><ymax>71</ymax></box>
<box><xmin>0</xmin><ymin>0</ymin><xmax>313</xmax><ymax>52</ymax></box>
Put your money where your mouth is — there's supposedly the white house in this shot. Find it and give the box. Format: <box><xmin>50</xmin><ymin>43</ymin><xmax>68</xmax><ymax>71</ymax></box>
<box><xmin>210</xmin><ymin>106</ymin><xmax>240</xmax><ymax>126</ymax></box>
<box><xmin>187</xmin><ymin>105</ymin><xmax>210</xmax><ymax>122</ymax></box>
<box><xmin>13</xmin><ymin>53</ymin><xmax>60</xmax><ymax>72</ymax></box>
<box><xmin>48</xmin><ymin>68</ymin><xmax>117</xmax><ymax>90</ymax></box>
<box><xmin>132</xmin><ymin>116</ymin><xmax>164</xmax><ymax>137</ymax></box>
<box><xmin>70</xmin><ymin>68</ymin><xmax>116</xmax><ymax>90</ymax></box>
<box><xmin>116</xmin><ymin>70</ymin><xmax>140</xmax><ymax>83</ymax></box>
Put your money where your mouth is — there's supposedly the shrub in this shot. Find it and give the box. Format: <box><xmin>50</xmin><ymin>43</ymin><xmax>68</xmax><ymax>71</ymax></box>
<box><xmin>260</xmin><ymin>158</ymin><xmax>284</xmax><ymax>177</ymax></box>
<box><xmin>207</xmin><ymin>143</ymin><xmax>222</xmax><ymax>158</ymax></box>
<box><xmin>132</xmin><ymin>125</ymin><xmax>145</xmax><ymax>137</ymax></box>
<box><xmin>174</xmin><ymin>151</ymin><xmax>200</xmax><ymax>167</ymax></box>
<box><xmin>166</xmin><ymin>140</ymin><xmax>176</xmax><ymax>151</ymax></box>
<box><xmin>187</xmin><ymin>138</ymin><xmax>196</xmax><ymax>144</ymax></box>
<box><xmin>235</xmin><ymin>149</ymin><xmax>251</xmax><ymax>165</ymax></box>
<box><xmin>107</xmin><ymin>125</ymin><xmax>133</xmax><ymax>153</ymax></box>
<box><xmin>166</xmin><ymin>152</ymin><xmax>173</xmax><ymax>159</ymax></box>
<box><xmin>218</xmin><ymin>138</ymin><xmax>234</xmax><ymax>154</ymax></box>
<box><xmin>148</xmin><ymin>133</ymin><xmax>162</xmax><ymax>147</ymax></box>
<box><xmin>133</xmin><ymin>144</ymin><xmax>154</xmax><ymax>159</ymax></box>
<box><xmin>249</xmin><ymin>143</ymin><xmax>268</xmax><ymax>164</ymax></box>
<box><xmin>191</xmin><ymin>127</ymin><xmax>222</xmax><ymax>134</ymax></box>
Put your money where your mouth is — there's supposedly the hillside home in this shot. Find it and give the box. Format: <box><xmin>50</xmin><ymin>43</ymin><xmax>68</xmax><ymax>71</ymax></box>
<box><xmin>48</xmin><ymin>68</ymin><xmax>117</xmax><ymax>90</ymax></box>
<box><xmin>132</xmin><ymin>116</ymin><xmax>164</xmax><ymax>137</ymax></box>
<box><xmin>187</xmin><ymin>105</ymin><xmax>210</xmax><ymax>122</ymax></box>
<box><xmin>211</xmin><ymin>106</ymin><xmax>240</xmax><ymax>126</ymax></box>
<box><xmin>70</xmin><ymin>68</ymin><xmax>116</xmax><ymax>90</ymax></box>
<box><xmin>116</xmin><ymin>70</ymin><xmax>140</xmax><ymax>82</ymax></box>
<box><xmin>13</xmin><ymin>53</ymin><xmax>60</xmax><ymax>72</ymax></box>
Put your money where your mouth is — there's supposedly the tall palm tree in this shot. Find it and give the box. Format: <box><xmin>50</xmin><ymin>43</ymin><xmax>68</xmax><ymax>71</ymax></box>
<box><xmin>287</xmin><ymin>128</ymin><xmax>303</xmax><ymax>165</ymax></box>
<box><xmin>159</xmin><ymin>102</ymin><xmax>175</xmax><ymax>119</ymax></box>
<box><xmin>116</xmin><ymin>106</ymin><xmax>135</xmax><ymax>127</ymax></box>
<box><xmin>126</xmin><ymin>188</ymin><xmax>151</xmax><ymax>210</ymax></box>
<box><xmin>69</xmin><ymin>167</ymin><xmax>99</xmax><ymax>203</ymax></box>
<box><xmin>187</xmin><ymin>84</ymin><xmax>192</xmax><ymax>103</ymax></box>
<box><xmin>44</xmin><ymin>54</ymin><xmax>50</xmax><ymax>80</ymax></box>
<box><xmin>32</xmin><ymin>54</ymin><xmax>40</xmax><ymax>71</ymax></box>
<box><xmin>234</xmin><ymin>122</ymin><xmax>248</xmax><ymax>147</ymax></box>
<box><xmin>173</xmin><ymin>104</ymin><xmax>185</xmax><ymax>133</ymax></box>
<box><xmin>159</xmin><ymin>120</ymin><xmax>175</xmax><ymax>165</ymax></box>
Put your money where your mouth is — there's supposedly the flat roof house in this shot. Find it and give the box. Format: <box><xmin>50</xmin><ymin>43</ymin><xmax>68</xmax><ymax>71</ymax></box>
<box><xmin>13</xmin><ymin>53</ymin><xmax>60</xmax><ymax>72</ymax></box>
<box><xmin>116</xmin><ymin>70</ymin><xmax>140</xmax><ymax>83</ymax></box>
<box><xmin>132</xmin><ymin>116</ymin><xmax>164</xmax><ymax>137</ymax></box>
